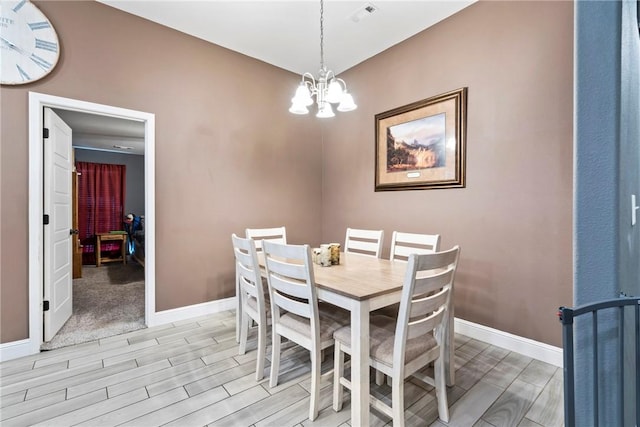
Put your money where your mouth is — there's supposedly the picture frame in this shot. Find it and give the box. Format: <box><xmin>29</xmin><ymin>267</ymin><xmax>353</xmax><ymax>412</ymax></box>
<box><xmin>375</xmin><ymin>87</ymin><xmax>467</xmax><ymax>191</ymax></box>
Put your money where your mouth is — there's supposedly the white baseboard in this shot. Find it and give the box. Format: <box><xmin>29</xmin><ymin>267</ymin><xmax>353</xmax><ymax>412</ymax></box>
<box><xmin>0</xmin><ymin>297</ymin><xmax>237</xmax><ymax>362</ymax></box>
<box><xmin>2</xmin><ymin>302</ymin><xmax>561</xmax><ymax>368</ymax></box>
<box><xmin>0</xmin><ymin>339</ymin><xmax>38</xmax><ymax>363</ymax></box>
<box><xmin>455</xmin><ymin>317</ymin><xmax>563</xmax><ymax>367</ymax></box>
<box><xmin>149</xmin><ymin>297</ymin><xmax>236</xmax><ymax>327</ymax></box>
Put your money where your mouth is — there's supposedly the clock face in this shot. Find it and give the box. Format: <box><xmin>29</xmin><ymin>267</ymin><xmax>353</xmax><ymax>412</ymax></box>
<box><xmin>0</xmin><ymin>0</ymin><xmax>60</xmax><ymax>85</ymax></box>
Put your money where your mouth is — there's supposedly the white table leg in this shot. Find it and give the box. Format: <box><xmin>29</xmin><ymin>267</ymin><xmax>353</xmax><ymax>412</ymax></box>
<box><xmin>350</xmin><ymin>300</ymin><xmax>370</xmax><ymax>427</ymax></box>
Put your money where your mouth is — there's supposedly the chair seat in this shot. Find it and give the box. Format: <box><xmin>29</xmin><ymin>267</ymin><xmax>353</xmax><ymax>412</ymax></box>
<box><xmin>333</xmin><ymin>314</ymin><xmax>437</xmax><ymax>367</ymax></box>
<box><xmin>279</xmin><ymin>304</ymin><xmax>350</xmax><ymax>343</ymax></box>
<box><xmin>247</xmin><ymin>295</ymin><xmax>271</xmax><ymax>318</ymax></box>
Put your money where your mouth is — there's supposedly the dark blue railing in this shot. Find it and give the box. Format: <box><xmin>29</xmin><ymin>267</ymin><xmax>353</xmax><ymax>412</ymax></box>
<box><xmin>558</xmin><ymin>297</ymin><xmax>639</xmax><ymax>427</ymax></box>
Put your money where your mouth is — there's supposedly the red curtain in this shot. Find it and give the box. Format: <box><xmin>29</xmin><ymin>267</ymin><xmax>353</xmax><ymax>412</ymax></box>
<box><xmin>77</xmin><ymin>162</ymin><xmax>126</xmax><ymax>264</ymax></box>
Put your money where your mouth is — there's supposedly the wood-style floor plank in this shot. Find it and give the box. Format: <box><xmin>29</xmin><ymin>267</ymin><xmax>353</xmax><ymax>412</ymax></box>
<box><xmin>439</xmin><ymin>379</ymin><xmax>504</xmax><ymax>427</ymax></box>
<box><xmin>125</xmin><ymin>385</ymin><xmax>230</xmax><ymax>426</ymax></box>
<box><xmin>480</xmin><ymin>378</ymin><xmax>543</xmax><ymax>427</ymax></box>
<box><xmin>106</xmin><ymin>358</ymin><xmax>205</xmax><ymax>397</ymax></box>
<box><xmin>163</xmin><ymin>385</ymin><xmax>267</xmax><ymax>426</ymax></box>
<box><xmin>0</xmin><ymin>311</ymin><xmax>563</xmax><ymax>427</ymax></box>
<box><xmin>25</xmin><ymin>360</ymin><xmax>137</xmax><ymax>400</ymax></box>
<box><xmin>2</xmin><ymin>388</ymin><xmax>107</xmax><ymax>427</ymax></box>
<box><xmin>524</xmin><ymin>368</ymin><xmax>564</xmax><ymax>427</ymax></box>
<box><xmin>1</xmin><ymin>360</ymin><xmax>103</xmax><ymax>397</ymax></box>
<box><xmin>214</xmin><ymin>383</ymin><xmax>309</xmax><ymax>427</ymax></box>
<box><xmin>66</xmin><ymin>358</ymin><xmax>171</xmax><ymax>399</ymax></box>
<box><xmin>75</xmin><ymin>387</ymin><xmax>189</xmax><ymax>427</ymax></box>
<box><xmin>31</xmin><ymin>388</ymin><xmax>148</xmax><ymax>427</ymax></box>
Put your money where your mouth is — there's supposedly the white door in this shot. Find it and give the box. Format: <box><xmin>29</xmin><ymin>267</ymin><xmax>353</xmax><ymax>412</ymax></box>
<box><xmin>43</xmin><ymin>108</ymin><xmax>73</xmax><ymax>341</ymax></box>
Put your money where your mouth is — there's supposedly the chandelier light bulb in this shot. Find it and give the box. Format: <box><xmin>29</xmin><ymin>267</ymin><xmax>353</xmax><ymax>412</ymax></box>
<box><xmin>289</xmin><ymin>102</ymin><xmax>310</xmax><ymax>115</ymax></box>
<box><xmin>316</xmin><ymin>102</ymin><xmax>335</xmax><ymax>118</ymax></box>
<box><xmin>337</xmin><ymin>92</ymin><xmax>357</xmax><ymax>112</ymax></box>
<box><xmin>293</xmin><ymin>83</ymin><xmax>313</xmax><ymax>107</ymax></box>
<box><xmin>326</xmin><ymin>79</ymin><xmax>344</xmax><ymax>104</ymax></box>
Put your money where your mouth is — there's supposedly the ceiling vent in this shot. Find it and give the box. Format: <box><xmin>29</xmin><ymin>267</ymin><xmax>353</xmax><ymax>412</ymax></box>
<box><xmin>350</xmin><ymin>3</ymin><xmax>378</xmax><ymax>23</ymax></box>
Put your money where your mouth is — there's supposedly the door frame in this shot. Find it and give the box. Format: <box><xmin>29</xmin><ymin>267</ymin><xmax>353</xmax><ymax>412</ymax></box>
<box><xmin>28</xmin><ymin>92</ymin><xmax>156</xmax><ymax>353</ymax></box>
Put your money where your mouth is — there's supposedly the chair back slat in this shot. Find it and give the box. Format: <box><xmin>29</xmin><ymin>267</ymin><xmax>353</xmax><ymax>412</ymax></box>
<box><xmin>264</xmin><ymin>256</ymin><xmax>307</xmax><ymax>281</ymax></box>
<box><xmin>413</xmin><ymin>269</ymin><xmax>455</xmax><ymax>297</ymax></box>
<box><xmin>232</xmin><ymin>233</ymin><xmax>265</xmax><ymax>309</ymax></box>
<box><xmin>407</xmin><ymin>305</ymin><xmax>447</xmax><ymax>340</ymax></box>
<box><xmin>345</xmin><ymin>227</ymin><xmax>384</xmax><ymax>258</ymax></box>
<box><xmin>267</xmin><ymin>271</ymin><xmax>311</xmax><ymax>302</ymax></box>
<box><xmin>409</xmin><ymin>286</ymin><xmax>450</xmax><ymax>320</ymax></box>
<box><xmin>271</xmin><ymin>291</ymin><xmax>312</xmax><ymax>318</ymax></box>
<box><xmin>246</xmin><ymin>226</ymin><xmax>287</xmax><ymax>250</ymax></box>
<box><xmin>390</xmin><ymin>231</ymin><xmax>441</xmax><ymax>262</ymax></box>
<box><xmin>414</xmin><ymin>248</ymin><xmax>459</xmax><ymax>270</ymax></box>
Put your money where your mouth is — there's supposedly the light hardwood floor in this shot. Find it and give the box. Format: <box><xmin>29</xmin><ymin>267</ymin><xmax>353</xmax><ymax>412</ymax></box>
<box><xmin>0</xmin><ymin>311</ymin><xmax>563</xmax><ymax>426</ymax></box>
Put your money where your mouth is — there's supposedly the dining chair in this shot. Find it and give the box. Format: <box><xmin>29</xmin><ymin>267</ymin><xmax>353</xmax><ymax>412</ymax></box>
<box><xmin>390</xmin><ymin>231</ymin><xmax>441</xmax><ymax>262</ymax></box>
<box><xmin>375</xmin><ymin>231</ymin><xmax>442</xmax><ymax>320</ymax></box>
<box><xmin>245</xmin><ymin>226</ymin><xmax>287</xmax><ymax>251</ymax></box>
<box><xmin>236</xmin><ymin>226</ymin><xmax>286</xmax><ymax>342</ymax></box>
<box><xmin>332</xmin><ymin>246</ymin><xmax>461</xmax><ymax>425</ymax></box>
<box><xmin>231</xmin><ymin>234</ymin><xmax>269</xmax><ymax>381</ymax></box>
<box><xmin>344</xmin><ymin>227</ymin><xmax>384</xmax><ymax>258</ymax></box>
<box><xmin>262</xmin><ymin>240</ymin><xmax>350</xmax><ymax>421</ymax></box>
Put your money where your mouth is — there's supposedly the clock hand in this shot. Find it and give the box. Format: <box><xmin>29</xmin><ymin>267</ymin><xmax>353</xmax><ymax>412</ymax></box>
<box><xmin>0</xmin><ymin>36</ymin><xmax>31</xmax><ymax>57</ymax></box>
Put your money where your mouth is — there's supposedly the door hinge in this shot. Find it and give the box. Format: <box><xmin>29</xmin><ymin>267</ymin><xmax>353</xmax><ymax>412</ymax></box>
<box><xmin>43</xmin><ymin>128</ymin><xmax>49</xmax><ymax>139</ymax></box>
<box><xmin>43</xmin><ymin>214</ymin><xmax>49</xmax><ymax>225</ymax></box>
<box><xmin>43</xmin><ymin>300</ymin><xmax>50</xmax><ymax>311</ymax></box>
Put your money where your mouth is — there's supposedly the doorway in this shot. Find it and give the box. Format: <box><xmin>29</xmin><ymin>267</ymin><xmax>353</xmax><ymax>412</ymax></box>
<box><xmin>28</xmin><ymin>92</ymin><xmax>156</xmax><ymax>353</ymax></box>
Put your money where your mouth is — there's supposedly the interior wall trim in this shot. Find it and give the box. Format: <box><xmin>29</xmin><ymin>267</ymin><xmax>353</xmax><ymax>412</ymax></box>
<box><xmin>28</xmin><ymin>92</ymin><xmax>156</xmax><ymax>353</ymax></box>
<box><xmin>1</xmin><ymin>305</ymin><xmax>561</xmax><ymax>364</ymax></box>
<box><xmin>0</xmin><ymin>297</ymin><xmax>236</xmax><ymax>362</ymax></box>
<box><xmin>148</xmin><ymin>297</ymin><xmax>236</xmax><ymax>327</ymax></box>
<box><xmin>455</xmin><ymin>317</ymin><xmax>563</xmax><ymax>367</ymax></box>
<box><xmin>0</xmin><ymin>339</ymin><xmax>35</xmax><ymax>363</ymax></box>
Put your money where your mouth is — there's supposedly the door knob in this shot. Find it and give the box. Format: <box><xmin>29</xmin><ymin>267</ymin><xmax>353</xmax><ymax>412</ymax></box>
<box><xmin>70</xmin><ymin>229</ymin><xmax>79</xmax><ymax>235</ymax></box>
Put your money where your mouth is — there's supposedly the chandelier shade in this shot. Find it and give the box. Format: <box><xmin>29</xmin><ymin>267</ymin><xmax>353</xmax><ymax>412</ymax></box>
<box><xmin>289</xmin><ymin>0</ymin><xmax>357</xmax><ymax>117</ymax></box>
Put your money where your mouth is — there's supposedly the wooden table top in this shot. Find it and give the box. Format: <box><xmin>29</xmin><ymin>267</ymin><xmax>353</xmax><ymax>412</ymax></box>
<box><xmin>260</xmin><ymin>252</ymin><xmax>407</xmax><ymax>301</ymax></box>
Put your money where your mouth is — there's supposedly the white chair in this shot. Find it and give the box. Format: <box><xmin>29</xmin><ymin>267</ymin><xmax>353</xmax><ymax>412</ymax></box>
<box><xmin>390</xmin><ymin>231</ymin><xmax>441</xmax><ymax>262</ymax></box>
<box><xmin>235</xmin><ymin>226</ymin><xmax>286</xmax><ymax>342</ymax></box>
<box><xmin>262</xmin><ymin>240</ymin><xmax>350</xmax><ymax>421</ymax></box>
<box><xmin>373</xmin><ymin>231</ymin><xmax>441</xmax><ymax>320</ymax></box>
<box><xmin>332</xmin><ymin>246</ymin><xmax>461</xmax><ymax>425</ymax></box>
<box><xmin>344</xmin><ymin>227</ymin><xmax>384</xmax><ymax>258</ymax></box>
<box><xmin>231</xmin><ymin>234</ymin><xmax>269</xmax><ymax>381</ymax></box>
<box><xmin>245</xmin><ymin>226</ymin><xmax>287</xmax><ymax>251</ymax></box>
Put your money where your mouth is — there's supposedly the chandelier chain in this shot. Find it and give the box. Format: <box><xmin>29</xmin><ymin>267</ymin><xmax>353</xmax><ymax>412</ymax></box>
<box><xmin>319</xmin><ymin>0</ymin><xmax>324</xmax><ymax>71</ymax></box>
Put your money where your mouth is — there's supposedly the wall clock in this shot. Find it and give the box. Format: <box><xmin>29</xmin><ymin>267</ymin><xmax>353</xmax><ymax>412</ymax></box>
<box><xmin>0</xmin><ymin>0</ymin><xmax>60</xmax><ymax>85</ymax></box>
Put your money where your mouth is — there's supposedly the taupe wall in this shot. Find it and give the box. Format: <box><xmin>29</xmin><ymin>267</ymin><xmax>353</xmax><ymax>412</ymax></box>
<box><xmin>0</xmin><ymin>1</ymin><xmax>323</xmax><ymax>343</ymax></box>
<box><xmin>320</xmin><ymin>1</ymin><xmax>573</xmax><ymax>346</ymax></box>
<box><xmin>1</xmin><ymin>0</ymin><xmax>573</xmax><ymax>347</ymax></box>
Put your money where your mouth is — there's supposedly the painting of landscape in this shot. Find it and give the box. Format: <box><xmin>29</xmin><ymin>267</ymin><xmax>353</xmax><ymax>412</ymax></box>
<box><xmin>386</xmin><ymin>113</ymin><xmax>446</xmax><ymax>172</ymax></box>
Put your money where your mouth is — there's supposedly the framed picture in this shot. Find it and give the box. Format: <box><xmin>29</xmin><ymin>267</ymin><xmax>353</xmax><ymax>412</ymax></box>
<box><xmin>375</xmin><ymin>87</ymin><xmax>467</xmax><ymax>191</ymax></box>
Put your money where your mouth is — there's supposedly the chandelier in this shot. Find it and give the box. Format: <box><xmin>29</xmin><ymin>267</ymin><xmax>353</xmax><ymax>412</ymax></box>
<box><xmin>289</xmin><ymin>0</ymin><xmax>357</xmax><ymax>118</ymax></box>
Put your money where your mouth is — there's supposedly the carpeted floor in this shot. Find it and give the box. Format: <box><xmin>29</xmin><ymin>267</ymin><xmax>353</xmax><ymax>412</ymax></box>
<box><xmin>41</xmin><ymin>261</ymin><xmax>146</xmax><ymax>350</ymax></box>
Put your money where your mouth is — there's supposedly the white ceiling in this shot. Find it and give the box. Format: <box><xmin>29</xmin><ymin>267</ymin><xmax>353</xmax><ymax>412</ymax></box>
<box><xmin>63</xmin><ymin>0</ymin><xmax>475</xmax><ymax>155</ymax></box>
<box><xmin>55</xmin><ymin>109</ymin><xmax>146</xmax><ymax>155</ymax></box>
<box><xmin>97</xmin><ymin>0</ymin><xmax>476</xmax><ymax>75</ymax></box>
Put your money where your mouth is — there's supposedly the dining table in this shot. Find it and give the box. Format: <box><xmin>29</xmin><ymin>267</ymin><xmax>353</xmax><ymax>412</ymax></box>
<box><xmin>256</xmin><ymin>251</ymin><xmax>456</xmax><ymax>426</ymax></box>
